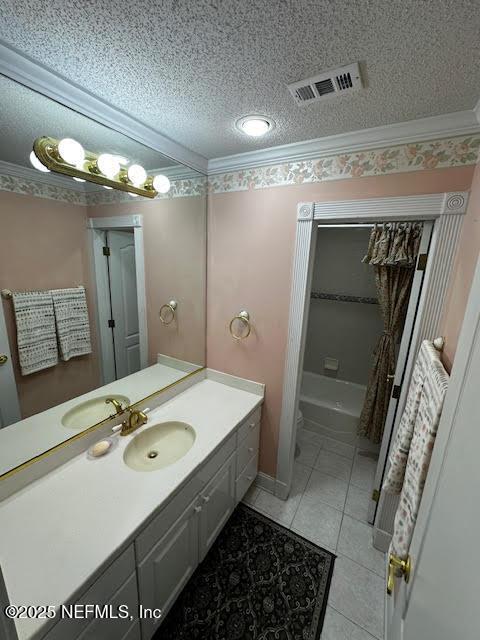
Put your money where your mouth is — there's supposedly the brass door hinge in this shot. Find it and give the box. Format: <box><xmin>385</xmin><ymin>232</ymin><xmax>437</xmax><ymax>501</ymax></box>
<box><xmin>372</xmin><ymin>488</ymin><xmax>380</xmax><ymax>503</ymax></box>
<box><xmin>417</xmin><ymin>253</ymin><xmax>428</xmax><ymax>271</ymax></box>
<box><xmin>392</xmin><ymin>384</ymin><xmax>402</xmax><ymax>399</ymax></box>
<box><xmin>103</xmin><ymin>246</ymin><xmax>110</xmax><ymax>256</ymax></box>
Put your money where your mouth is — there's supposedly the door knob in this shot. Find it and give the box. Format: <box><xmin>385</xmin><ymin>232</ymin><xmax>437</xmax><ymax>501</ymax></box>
<box><xmin>387</xmin><ymin>553</ymin><xmax>411</xmax><ymax>595</ymax></box>
<box><xmin>0</xmin><ymin>354</ymin><xmax>8</xmax><ymax>366</ymax></box>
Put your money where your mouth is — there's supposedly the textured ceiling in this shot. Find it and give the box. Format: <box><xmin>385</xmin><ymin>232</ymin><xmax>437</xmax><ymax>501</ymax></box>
<box><xmin>1</xmin><ymin>0</ymin><xmax>479</xmax><ymax>159</ymax></box>
<box><xmin>0</xmin><ymin>76</ymin><xmax>186</xmax><ymax>174</ymax></box>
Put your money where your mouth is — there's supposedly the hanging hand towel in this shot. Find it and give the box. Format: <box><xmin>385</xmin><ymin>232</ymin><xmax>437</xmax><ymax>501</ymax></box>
<box><xmin>51</xmin><ymin>287</ymin><xmax>92</xmax><ymax>361</ymax></box>
<box><xmin>12</xmin><ymin>291</ymin><xmax>58</xmax><ymax>375</ymax></box>
<box><xmin>383</xmin><ymin>340</ymin><xmax>449</xmax><ymax>558</ymax></box>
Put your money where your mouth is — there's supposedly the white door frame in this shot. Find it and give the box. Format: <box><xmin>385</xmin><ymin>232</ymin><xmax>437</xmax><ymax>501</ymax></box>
<box><xmin>0</xmin><ymin>302</ymin><xmax>21</xmax><ymax>427</ymax></box>
<box><xmin>275</xmin><ymin>193</ymin><xmax>469</xmax><ymax>507</ymax></box>
<box><xmin>87</xmin><ymin>215</ymin><xmax>148</xmax><ymax>384</ymax></box>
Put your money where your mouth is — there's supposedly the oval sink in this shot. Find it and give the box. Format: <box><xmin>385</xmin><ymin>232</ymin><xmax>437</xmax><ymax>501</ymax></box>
<box><xmin>123</xmin><ymin>421</ymin><xmax>196</xmax><ymax>472</ymax></box>
<box><xmin>62</xmin><ymin>395</ymin><xmax>130</xmax><ymax>429</ymax></box>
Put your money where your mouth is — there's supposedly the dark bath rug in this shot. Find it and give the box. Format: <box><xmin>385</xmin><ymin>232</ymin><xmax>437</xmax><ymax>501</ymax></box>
<box><xmin>154</xmin><ymin>503</ymin><xmax>335</xmax><ymax>640</ymax></box>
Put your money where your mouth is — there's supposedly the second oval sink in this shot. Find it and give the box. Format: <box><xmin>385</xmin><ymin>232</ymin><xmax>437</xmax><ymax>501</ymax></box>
<box><xmin>123</xmin><ymin>421</ymin><xmax>196</xmax><ymax>472</ymax></box>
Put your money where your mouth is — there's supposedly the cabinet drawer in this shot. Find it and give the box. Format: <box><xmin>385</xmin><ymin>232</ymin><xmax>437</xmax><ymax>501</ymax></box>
<box><xmin>237</xmin><ymin>407</ymin><xmax>261</xmax><ymax>444</ymax></box>
<box><xmin>235</xmin><ymin>454</ymin><xmax>258</xmax><ymax>503</ymax></box>
<box><xmin>236</xmin><ymin>422</ymin><xmax>260</xmax><ymax>478</ymax></box>
<box><xmin>44</xmin><ymin>545</ymin><xmax>135</xmax><ymax>640</ymax></box>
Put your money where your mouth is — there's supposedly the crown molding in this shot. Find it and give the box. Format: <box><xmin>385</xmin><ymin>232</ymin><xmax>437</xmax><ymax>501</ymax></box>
<box><xmin>208</xmin><ymin>110</ymin><xmax>480</xmax><ymax>174</ymax></box>
<box><xmin>0</xmin><ymin>159</ymin><xmax>89</xmax><ymax>193</ymax></box>
<box><xmin>0</xmin><ymin>41</ymin><xmax>209</xmax><ymax>175</ymax></box>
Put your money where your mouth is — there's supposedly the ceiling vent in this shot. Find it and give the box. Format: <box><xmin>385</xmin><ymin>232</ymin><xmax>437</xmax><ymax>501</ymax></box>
<box><xmin>287</xmin><ymin>62</ymin><xmax>362</xmax><ymax>106</ymax></box>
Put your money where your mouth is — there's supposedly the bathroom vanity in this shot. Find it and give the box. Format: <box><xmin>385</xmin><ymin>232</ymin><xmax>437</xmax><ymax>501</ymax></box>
<box><xmin>0</xmin><ymin>370</ymin><xmax>264</xmax><ymax>640</ymax></box>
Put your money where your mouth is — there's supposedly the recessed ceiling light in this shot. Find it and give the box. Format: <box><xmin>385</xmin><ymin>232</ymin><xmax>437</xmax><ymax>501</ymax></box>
<box><xmin>236</xmin><ymin>115</ymin><xmax>275</xmax><ymax>137</ymax></box>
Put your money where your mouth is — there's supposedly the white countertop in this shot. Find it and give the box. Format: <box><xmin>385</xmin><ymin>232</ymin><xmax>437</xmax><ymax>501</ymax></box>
<box><xmin>0</xmin><ymin>362</ymin><xmax>200</xmax><ymax>477</ymax></box>
<box><xmin>0</xmin><ymin>376</ymin><xmax>263</xmax><ymax>640</ymax></box>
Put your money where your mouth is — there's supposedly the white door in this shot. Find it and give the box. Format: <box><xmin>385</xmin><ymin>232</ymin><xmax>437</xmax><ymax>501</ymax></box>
<box><xmin>198</xmin><ymin>454</ymin><xmax>236</xmax><ymax>561</ymax></box>
<box><xmin>368</xmin><ymin>221</ymin><xmax>433</xmax><ymax>522</ymax></box>
<box><xmin>137</xmin><ymin>500</ymin><xmax>199</xmax><ymax>640</ymax></box>
<box><xmin>387</xmin><ymin>257</ymin><xmax>480</xmax><ymax>640</ymax></box>
<box><xmin>107</xmin><ymin>230</ymin><xmax>141</xmax><ymax>380</ymax></box>
<box><xmin>0</xmin><ymin>303</ymin><xmax>21</xmax><ymax>427</ymax></box>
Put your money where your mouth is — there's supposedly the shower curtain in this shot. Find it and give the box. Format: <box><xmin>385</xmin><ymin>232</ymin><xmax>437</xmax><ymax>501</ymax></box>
<box><xmin>357</xmin><ymin>223</ymin><xmax>422</xmax><ymax>443</ymax></box>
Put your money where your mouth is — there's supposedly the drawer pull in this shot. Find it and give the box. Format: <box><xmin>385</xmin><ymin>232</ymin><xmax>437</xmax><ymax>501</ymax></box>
<box><xmin>202</xmin><ymin>496</ymin><xmax>210</xmax><ymax>503</ymax></box>
<box><xmin>194</xmin><ymin>506</ymin><xmax>202</xmax><ymax>514</ymax></box>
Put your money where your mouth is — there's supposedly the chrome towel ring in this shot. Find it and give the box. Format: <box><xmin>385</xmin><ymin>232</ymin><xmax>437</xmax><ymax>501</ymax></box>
<box><xmin>229</xmin><ymin>310</ymin><xmax>251</xmax><ymax>340</ymax></box>
<box><xmin>159</xmin><ymin>300</ymin><xmax>178</xmax><ymax>325</ymax></box>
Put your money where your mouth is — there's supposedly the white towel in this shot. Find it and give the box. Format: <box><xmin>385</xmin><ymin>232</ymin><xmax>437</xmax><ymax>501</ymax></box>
<box><xmin>383</xmin><ymin>340</ymin><xmax>449</xmax><ymax>558</ymax></box>
<box><xmin>12</xmin><ymin>291</ymin><xmax>58</xmax><ymax>375</ymax></box>
<box><xmin>51</xmin><ymin>287</ymin><xmax>92</xmax><ymax>361</ymax></box>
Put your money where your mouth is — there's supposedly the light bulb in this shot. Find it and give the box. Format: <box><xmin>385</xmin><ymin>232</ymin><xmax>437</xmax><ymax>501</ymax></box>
<box><xmin>97</xmin><ymin>153</ymin><xmax>120</xmax><ymax>179</ymax></box>
<box><xmin>129</xmin><ymin>193</ymin><xmax>139</xmax><ymax>198</ymax></box>
<box><xmin>57</xmin><ymin>138</ymin><xmax>85</xmax><ymax>166</ymax></box>
<box><xmin>236</xmin><ymin>116</ymin><xmax>274</xmax><ymax>137</ymax></box>
<box><xmin>153</xmin><ymin>174</ymin><xmax>171</xmax><ymax>194</ymax></box>
<box><xmin>73</xmin><ymin>177</ymin><xmax>85</xmax><ymax>183</ymax></box>
<box><xmin>127</xmin><ymin>164</ymin><xmax>147</xmax><ymax>187</ymax></box>
<box><xmin>103</xmin><ymin>186</ymin><xmax>113</xmax><ymax>190</ymax></box>
<box><xmin>29</xmin><ymin>151</ymin><xmax>50</xmax><ymax>173</ymax></box>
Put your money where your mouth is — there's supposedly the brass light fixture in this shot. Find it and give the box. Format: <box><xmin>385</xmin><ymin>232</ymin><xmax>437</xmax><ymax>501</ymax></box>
<box><xmin>31</xmin><ymin>136</ymin><xmax>170</xmax><ymax>198</ymax></box>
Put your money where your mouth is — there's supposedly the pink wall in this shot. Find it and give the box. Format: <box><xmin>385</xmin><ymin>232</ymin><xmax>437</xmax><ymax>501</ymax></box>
<box><xmin>440</xmin><ymin>161</ymin><xmax>480</xmax><ymax>371</ymax></box>
<box><xmin>88</xmin><ymin>195</ymin><xmax>207</xmax><ymax>367</ymax></box>
<box><xmin>207</xmin><ymin>166</ymin><xmax>475</xmax><ymax>477</ymax></box>
<box><xmin>0</xmin><ymin>191</ymin><xmax>100</xmax><ymax>418</ymax></box>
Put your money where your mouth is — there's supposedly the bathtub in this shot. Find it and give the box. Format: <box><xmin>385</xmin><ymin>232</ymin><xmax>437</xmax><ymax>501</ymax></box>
<box><xmin>299</xmin><ymin>371</ymin><xmax>366</xmax><ymax>445</ymax></box>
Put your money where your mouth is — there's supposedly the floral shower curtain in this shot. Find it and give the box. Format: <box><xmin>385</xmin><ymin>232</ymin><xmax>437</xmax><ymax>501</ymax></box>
<box><xmin>358</xmin><ymin>223</ymin><xmax>423</xmax><ymax>443</ymax></box>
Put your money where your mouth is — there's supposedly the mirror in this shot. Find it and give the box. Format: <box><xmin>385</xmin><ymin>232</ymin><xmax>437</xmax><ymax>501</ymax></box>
<box><xmin>0</xmin><ymin>75</ymin><xmax>207</xmax><ymax>477</ymax></box>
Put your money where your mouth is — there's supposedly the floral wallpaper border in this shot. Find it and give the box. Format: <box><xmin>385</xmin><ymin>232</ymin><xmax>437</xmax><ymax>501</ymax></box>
<box><xmin>0</xmin><ymin>173</ymin><xmax>207</xmax><ymax>206</ymax></box>
<box><xmin>85</xmin><ymin>176</ymin><xmax>207</xmax><ymax>205</ymax></box>
<box><xmin>207</xmin><ymin>135</ymin><xmax>480</xmax><ymax>194</ymax></box>
<box><xmin>1</xmin><ymin>135</ymin><xmax>479</xmax><ymax>204</ymax></box>
<box><xmin>0</xmin><ymin>173</ymin><xmax>88</xmax><ymax>205</ymax></box>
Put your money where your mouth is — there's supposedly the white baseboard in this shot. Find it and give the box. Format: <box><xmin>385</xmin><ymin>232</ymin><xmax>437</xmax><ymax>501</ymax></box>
<box><xmin>254</xmin><ymin>471</ymin><xmax>275</xmax><ymax>494</ymax></box>
<box><xmin>373</xmin><ymin>525</ymin><xmax>392</xmax><ymax>553</ymax></box>
<box><xmin>274</xmin><ymin>480</ymin><xmax>289</xmax><ymax>500</ymax></box>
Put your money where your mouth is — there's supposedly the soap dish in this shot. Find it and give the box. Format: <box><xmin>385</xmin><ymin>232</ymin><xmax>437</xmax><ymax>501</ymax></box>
<box><xmin>87</xmin><ymin>437</ymin><xmax>115</xmax><ymax>460</ymax></box>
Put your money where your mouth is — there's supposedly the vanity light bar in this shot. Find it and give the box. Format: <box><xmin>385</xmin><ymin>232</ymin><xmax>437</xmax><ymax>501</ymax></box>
<box><xmin>32</xmin><ymin>137</ymin><xmax>169</xmax><ymax>199</ymax></box>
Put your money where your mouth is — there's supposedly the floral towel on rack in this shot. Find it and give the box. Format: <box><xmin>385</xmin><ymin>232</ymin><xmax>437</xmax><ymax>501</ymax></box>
<box><xmin>51</xmin><ymin>287</ymin><xmax>92</xmax><ymax>361</ymax></box>
<box><xmin>383</xmin><ymin>340</ymin><xmax>449</xmax><ymax>558</ymax></box>
<box><xmin>11</xmin><ymin>291</ymin><xmax>58</xmax><ymax>375</ymax></box>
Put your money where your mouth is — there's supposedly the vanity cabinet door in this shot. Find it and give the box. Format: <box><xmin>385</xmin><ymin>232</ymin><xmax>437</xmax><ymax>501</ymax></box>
<box><xmin>137</xmin><ymin>498</ymin><xmax>199</xmax><ymax>640</ymax></box>
<box><xmin>198</xmin><ymin>453</ymin><xmax>236</xmax><ymax>561</ymax></box>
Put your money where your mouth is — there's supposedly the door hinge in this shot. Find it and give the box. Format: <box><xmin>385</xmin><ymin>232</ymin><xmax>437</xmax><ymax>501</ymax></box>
<box><xmin>103</xmin><ymin>246</ymin><xmax>110</xmax><ymax>256</ymax></box>
<box><xmin>392</xmin><ymin>384</ymin><xmax>402</xmax><ymax>399</ymax></box>
<box><xmin>372</xmin><ymin>488</ymin><xmax>380</xmax><ymax>503</ymax></box>
<box><xmin>417</xmin><ymin>253</ymin><xmax>428</xmax><ymax>271</ymax></box>
<box><xmin>108</xmin><ymin>319</ymin><xmax>115</xmax><ymax>328</ymax></box>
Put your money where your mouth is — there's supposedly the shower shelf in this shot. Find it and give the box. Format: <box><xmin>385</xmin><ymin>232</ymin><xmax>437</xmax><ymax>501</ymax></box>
<box><xmin>311</xmin><ymin>291</ymin><xmax>379</xmax><ymax>305</ymax></box>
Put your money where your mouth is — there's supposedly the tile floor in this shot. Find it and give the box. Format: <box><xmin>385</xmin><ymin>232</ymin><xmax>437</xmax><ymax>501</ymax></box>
<box><xmin>244</xmin><ymin>429</ymin><xmax>385</xmax><ymax>640</ymax></box>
